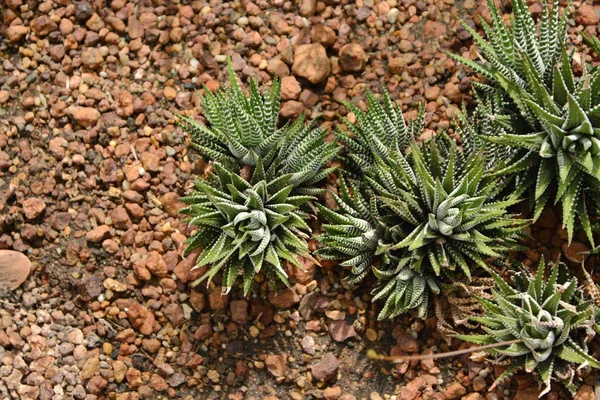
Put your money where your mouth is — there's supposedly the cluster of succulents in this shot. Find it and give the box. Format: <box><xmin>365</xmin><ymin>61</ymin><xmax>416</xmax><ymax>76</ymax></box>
<box><xmin>178</xmin><ymin>0</ymin><xmax>600</xmax><ymax>393</ymax></box>
<box><xmin>458</xmin><ymin>260</ymin><xmax>599</xmax><ymax>396</ymax></box>
<box><xmin>178</xmin><ymin>61</ymin><xmax>337</xmax><ymax>294</ymax></box>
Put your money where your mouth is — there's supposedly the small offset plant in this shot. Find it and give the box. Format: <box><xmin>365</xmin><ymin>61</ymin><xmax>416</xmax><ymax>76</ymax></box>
<box><xmin>457</xmin><ymin>260</ymin><xmax>599</xmax><ymax>396</ymax></box>
<box><xmin>451</xmin><ymin>0</ymin><xmax>568</xmax><ymax>95</ymax></box>
<box><xmin>177</xmin><ymin>60</ymin><xmax>338</xmax><ymax>195</ymax></box>
<box><xmin>316</xmin><ymin>177</ymin><xmax>385</xmax><ymax>283</ymax></box>
<box><xmin>180</xmin><ymin>64</ymin><xmax>337</xmax><ymax>294</ymax></box>
<box><xmin>336</xmin><ymin>90</ymin><xmax>424</xmax><ymax>175</ymax></box>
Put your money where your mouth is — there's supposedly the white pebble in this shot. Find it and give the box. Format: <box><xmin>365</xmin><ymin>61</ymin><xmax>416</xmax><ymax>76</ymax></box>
<box><xmin>387</xmin><ymin>8</ymin><xmax>399</xmax><ymax>24</ymax></box>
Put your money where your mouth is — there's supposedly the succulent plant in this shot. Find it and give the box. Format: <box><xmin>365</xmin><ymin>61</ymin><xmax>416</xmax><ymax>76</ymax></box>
<box><xmin>452</xmin><ymin>0</ymin><xmax>600</xmax><ymax>244</ymax></box>
<box><xmin>370</xmin><ymin>135</ymin><xmax>527</xmax><ymax>279</ymax></box>
<box><xmin>180</xmin><ymin>161</ymin><xmax>315</xmax><ymax>295</ymax></box>
<box><xmin>451</xmin><ymin>0</ymin><xmax>568</xmax><ymax>96</ymax></box>
<box><xmin>177</xmin><ymin>60</ymin><xmax>338</xmax><ymax>194</ymax></box>
<box><xmin>583</xmin><ymin>33</ymin><xmax>600</xmax><ymax>59</ymax></box>
<box><xmin>336</xmin><ymin>89</ymin><xmax>424</xmax><ymax>175</ymax></box>
<box><xmin>315</xmin><ymin>177</ymin><xmax>384</xmax><ymax>283</ymax></box>
<box><xmin>484</xmin><ymin>49</ymin><xmax>600</xmax><ymax>245</ymax></box>
<box><xmin>319</xmin><ymin>87</ymin><xmax>528</xmax><ymax>319</ymax></box>
<box><xmin>457</xmin><ymin>260</ymin><xmax>600</xmax><ymax>396</ymax></box>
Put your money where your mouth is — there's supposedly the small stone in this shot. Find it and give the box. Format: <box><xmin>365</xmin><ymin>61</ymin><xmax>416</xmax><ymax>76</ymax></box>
<box><xmin>230</xmin><ymin>300</ymin><xmax>249</xmax><ymax>324</ymax></box>
<box><xmin>146</xmin><ymin>251</ymin><xmax>168</xmax><ymax>277</ymax></box>
<box><xmin>81</xmin><ymin>48</ymin><xmax>104</xmax><ymax>70</ymax></box>
<box><xmin>110</xmin><ymin>206</ymin><xmax>131</xmax><ymax>230</ymax></box>
<box><xmin>576</xmin><ymin>4</ymin><xmax>599</xmax><ymax>26</ymax></box>
<box><xmin>86</xmin><ymin>225</ymin><xmax>111</xmax><ymax>243</ymax></box>
<box><xmin>423</xmin><ymin>20</ymin><xmax>447</xmax><ymax>38</ymax></box>
<box><xmin>292</xmin><ymin>44</ymin><xmax>331</xmax><ymax>84</ymax></box>
<box><xmin>104</xmin><ymin>278</ymin><xmax>127</xmax><ymax>292</ymax></box>
<box><xmin>75</xmin><ymin>1</ymin><xmax>94</xmax><ymax>22</ymax></box>
<box><xmin>311</xmin><ymin>353</ymin><xmax>339</xmax><ymax>382</ymax></box>
<box><xmin>281</xmin><ymin>76</ymin><xmax>302</xmax><ymax>101</ymax></box>
<box><xmin>339</xmin><ymin>43</ymin><xmax>367</xmax><ymax>72</ymax></box>
<box><xmin>365</xmin><ymin>328</ymin><xmax>378</xmax><ymax>342</ymax></box>
<box><xmin>265</xmin><ymin>354</ymin><xmax>287</xmax><ymax>378</ymax></box>
<box><xmin>128</xmin><ymin>302</ymin><xmax>156</xmax><ymax>335</ymax></box>
<box><xmin>324</xmin><ymin>387</ymin><xmax>342</xmax><ymax>400</ymax></box>
<box><xmin>141</xmin><ymin>152</ymin><xmax>160</xmax><ymax>172</ymax></box>
<box><xmin>209</xmin><ymin>287</ymin><xmax>230</xmax><ymax>310</ymax></box>
<box><xmin>311</xmin><ymin>25</ymin><xmax>336</xmax><ymax>48</ymax></box>
<box><xmin>22</xmin><ymin>198</ymin><xmax>46</xmax><ymax>219</ymax></box>
<box><xmin>80</xmin><ymin>356</ymin><xmax>100</xmax><ymax>380</ymax></box>
<box><xmin>164</xmin><ymin>87</ymin><xmax>177</xmax><ymax>101</ymax></box>
<box><xmin>161</xmin><ymin>192</ymin><xmax>185</xmax><ymax>217</ymax></box>
<box><xmin>388</xmin><ymin>57</ymin><xmax>407</xmax><ymax>75</ymax></box>
<box><xmin>397</xmin><ymin>333</ymin><xmax>419</xmax><ymax>352</ymax></box>
<box><xmin>301</xmin><ymin>335</ymin><xmax>316</xmax><ymax>355</ymax></box>
<box><xmin>299</xmin><ymin>0</ymin><xmax>317</xmax><ymax>16</ymax></box>
<box><xmin>329</xmin><ymin>320</ymin><xmax>356</xmax><ymax>342</ymax></box>
<box><xmin>68</xmin><ymin>107</ymin><xmax>100</xmax><ymax>127</ymax></box>
<box><xmin>6</xmin><ymin>25</ymin><xmax>29</xmax><ymax>42</ymax></box>
<box><xmin>67</xmin><ymin>328</ymin><xmax>85</xmax><ymax>344</ymax></box>
<box><xmin>267</xmin><ymin>59</ymin><xmax>290</xmax><ymax>77</ymax></box>
<box><xmin>31</xmin><ymin>15</ymin><xmax>58</xmax><ymax>36</ymax></box>
<box><xmin>268</xmin><ymin>288</ymin><xmax>300</xmax><ymax>309</ymax></box>
<box><xmin>443</xmin><ymin>382</ymin><xmax>467</xmax><ymax>400</ymax></box>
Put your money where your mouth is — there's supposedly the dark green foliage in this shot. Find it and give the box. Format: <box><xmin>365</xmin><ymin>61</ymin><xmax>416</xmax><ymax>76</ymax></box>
<box><xmin>371</xmin><ymin>136</ymin><xmax>527</xmax><ymax>280</ymax></box>
<box><xmin>450</xmin><ymin>0</ymin><xmax>568</xmax><ymax>95</ymax></box>
<box><xmin>457</xmin><ymin>260</ymin><xmax>600</xmax><ymax>396</ymax></box>
<box><xmin>336</xmin><ymin>90</ymin><xmax>424</xmax><ymax>175</ymax></box>
<box><xmin>180</xmin><ymin>161</ymin><xmax>315</xmax><ymax>295</ymax></box>
<box><xmin>451</xmin><ymin>0</ymin><xmax>600</xmax><ymax>245</ymax></box>
<box><xmin>177</xmin><ymin>60</ymin><xmax>338</xmax><ymax>195</ymax></box>
<box><xmin>485</xmin><ymin>50</ymin><xmax>600</xmax><ymax>245</ymax></box>
<box><xmin>319</xmin><ymin>89</ymin><xmax>528</xmax><ymax>319</ymax></box>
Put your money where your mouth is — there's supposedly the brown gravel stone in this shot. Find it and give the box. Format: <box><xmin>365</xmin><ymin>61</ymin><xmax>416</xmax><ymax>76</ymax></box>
<box><xmin>110</xmin><ymin>206</ymin><xmax>131</xmax><ymax>230</ymax></box>
<box><xmin>443</xmin><ymin>382</ymin><xmax>467</xmax><ymax>400</ymax></box>
<box><xmin>281</xmin><ymin>76</ymin><xmax>302</xmax><ymax>101</ymax></box>
<box><xmin>6</xmin><ymin>25</ymin><xmax>29</xmax><ymax>42</ymax></box>
<box><xmin>311</xmin><ymin>353</ymin><xmax>339</xmax><ymax>382</ymax></box>
<box><xmin>230</xmin><ymin>300</ymin><xmax>249</xmax><ymax>324</ymax></box>
<box><xmin>265</xmin><ymin>354</ymin><xmax>288</xmax><ymax>378</ymax></box>
<box><xmin>22</xmin><ymin>198</ymin><xmax>46</xmax><ymax>219</ymax></box>
<box><xmin>81</xmin><ymin>48</ymin><xmax>104</xmax><ymax>70</ymax></box>
<box><xmin>31</xmin><ymin>15</ymin><xmax>58</xmax><ymax>36</ymax></box>
<box><xmin>329</xmin><ymin>320</ymin><xmax>357</xmax><ymax>342</ymax></box>
<box><xmin>576</xmin><ymin>4</ymin><xmax>599</xmax><ymax>26</ymax></box>
<box><xmin>146</xmin><ymin>251</ymin><xmax>168</xmax><ymax>277</ymax></box>
<box><xmin>388</xmin><ymin>57</ymin><xmax>407</xmax><ymax>74</ymax></box>
<box><xmin>339</xmin><ymin>43</ymin><xmax>367</xmax><ymax>72</ymax></box>
<box><xmin>292</xmin><ymin>44</ymin><xmax>331</xmax><ymax>84</ymax></box>
<box><xmin>161</xmin><ymin>192</ymin><xmax>185</xmax><ymax>217</ymax></box>
<box><xmin>68</xmin><ymin>107</ymin><xmax>100</xmax><ymax>127</ymax></box>
<box><xmin>127</xmin><ymin>302</ymin><xmax>156</xmax><ymax>335</ymax></box>
<box><xmin>209</xmin><ymin>287</ymin><xmax>230</xmax><ymax>310</ymax></box>
<box><xmin>424</xmin><ymin>20</ymin><xmax>447</xmax><ymax>38</ymax></box>
<box><xmin>86</xmin><ymin>225</ymin><xmax>111</xmax><ymax>243</ymax></box>
<box><xmin>311</xmin><ymin>25</ymin><xmax>336</xmax><ymax>48</ymax></box>
<box><xmin>268</xmin><ymin>288</ymin><xmax>300</xmax><ymax>309</ymax></box>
